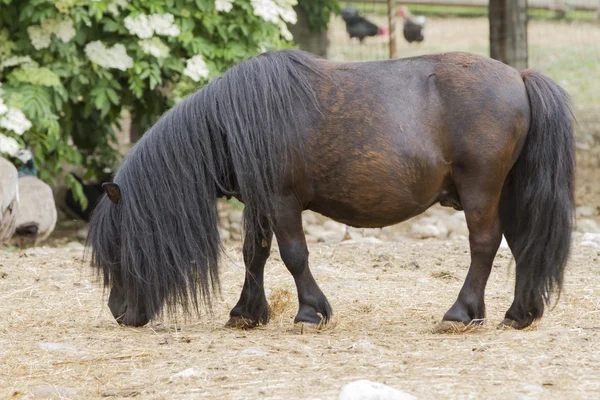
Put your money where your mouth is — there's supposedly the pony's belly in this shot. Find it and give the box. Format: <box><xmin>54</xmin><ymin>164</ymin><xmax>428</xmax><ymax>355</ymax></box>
<box><xmin>306</xmin><ymin>190</ymin><xmax>434</xmax><ymax>229</ymax></box>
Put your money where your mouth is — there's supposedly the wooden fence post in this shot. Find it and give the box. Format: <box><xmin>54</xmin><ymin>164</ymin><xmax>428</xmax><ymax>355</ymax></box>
<box><xmin>388</xmin><ymin>0</ymin><xmax>397</xmax><ymax>59</ymax></box>
<box><xmin>489</xmin><ymin>0</ymin><xmax>528</xmax><ymax>70</ymax></box>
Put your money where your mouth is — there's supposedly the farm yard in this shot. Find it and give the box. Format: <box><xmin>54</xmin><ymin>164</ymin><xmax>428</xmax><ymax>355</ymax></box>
<box><xmin>2</xmin><ymin>2</ymin><xmax>600</xmax><ymax>400</ymax></box>
<box><xmin>1</xmin><ymin>228</ymin><xmax>600</xmax><ymax>398</ymax></box>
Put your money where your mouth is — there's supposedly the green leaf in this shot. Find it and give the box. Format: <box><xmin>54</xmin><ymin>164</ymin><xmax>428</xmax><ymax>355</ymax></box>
<box><xmin>65</xmin><ymin>174</ymin><xmax>88</xmax><ymax>211</ymax></box>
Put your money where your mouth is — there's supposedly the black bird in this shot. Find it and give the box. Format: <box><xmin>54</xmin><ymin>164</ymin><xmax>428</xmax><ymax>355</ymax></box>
<box><xmin>340</xmin><ymin>7</ymin><xmax>388</xmax><ymax>43</ymax></box>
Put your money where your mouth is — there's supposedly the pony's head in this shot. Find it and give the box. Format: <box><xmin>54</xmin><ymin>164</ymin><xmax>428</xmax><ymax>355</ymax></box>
<box><xmin>89</xmin><ymin>182</ymin><xmax>149</xmax><ymax>326</ymax></box>
<box><xmin>86</xmin><ymin>106</ymin><xmax>223</xmax><ymax>327</ymax></box>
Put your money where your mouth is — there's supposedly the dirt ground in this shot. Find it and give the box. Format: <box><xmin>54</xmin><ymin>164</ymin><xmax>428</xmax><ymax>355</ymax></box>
<box><xmin>1</xmin><ymin>234</ymin><xmax>599</xmax><ymax>399</ymax></box>
<box><xmin>1</xmin><ymin>14</ymin><xmax>599</xmax><ymax>400</ymax></box>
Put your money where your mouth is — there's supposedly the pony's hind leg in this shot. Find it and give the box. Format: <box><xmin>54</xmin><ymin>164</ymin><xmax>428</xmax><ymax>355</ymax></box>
<box><xmin>227</xmin><ymin>215</ymin><xmax>273</xmax><ymax>328</ymax></box>
<box><xmin>497</xmin><ymin>187</ymin><xmax>534</xmax><ymax>329</ymax></box>
<box><xmin>437</xmin><ymin>184</ymin><xmax>503</xmax><ymax>332</ymax></box>
<box><xmin>275</xmin><ymin>199</ymin><xmax>332</xmax><ymax>326</ymax></box>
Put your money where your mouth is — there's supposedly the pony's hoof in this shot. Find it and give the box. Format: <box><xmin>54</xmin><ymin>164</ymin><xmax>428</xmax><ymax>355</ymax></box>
<box><xmin>497</xmin><ymin>318</ymin><xmax>533</xmax><ymax>330</ymax></box>
<box><xmin>290</xmin><ymin>321</ymin><xmax>324</xmax><ymax>334</ymax></box>
<box><xmin>225</xmin><ymin>316</ymin><xmax>259</xmax><ymax>329</ymax></box>
<box><xmin>434</xmin><ymin>320</ymin><xmax>482</xmax><ymax>333</ymax></box>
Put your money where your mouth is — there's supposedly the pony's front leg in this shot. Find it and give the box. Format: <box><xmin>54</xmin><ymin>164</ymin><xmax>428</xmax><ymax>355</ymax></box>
<box><xmin>226</xmin><ymin>215</ymin><xmax>273</xmax><ymax>328</ymax></box>
<box><xmin>437</xmin><ymin>192</ymin><xmax>503</xmax><ymax>332</ymax></box>
<box><xmin>275</xmin><ymin>200</ymin><xmax>332</xmax><ymax>326</ymax></box>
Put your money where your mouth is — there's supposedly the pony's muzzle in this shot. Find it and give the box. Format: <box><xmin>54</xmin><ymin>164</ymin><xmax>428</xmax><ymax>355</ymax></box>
<box><xmin>108</xmin><ymin>286</ymin><xmax>149</xmax><ymax>327</ymax></box>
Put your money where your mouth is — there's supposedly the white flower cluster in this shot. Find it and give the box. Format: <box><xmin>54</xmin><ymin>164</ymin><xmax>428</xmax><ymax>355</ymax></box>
<box><xmin>215</xmin><ymin>0</ymin><xmax>234</xmax><ymax>12</ymax></box>
<box><xmin>0</xmin><ymin>108</ymin><xmax>32</xmax><ymax>136</ymax></box>
<box><xmin>124</xmin><ymin>13</ymin><xmax>180</xmax><ymax>39</ymax></box>
<box><xmin>84</xmin><ymin>41</ymin><xmax>133</xmax><ymax>71</ymax></box>
<box><xmin>0</xmin><ymin>134</ymin><xmax>20</xmax><ymax>157</ymax></box>
<box><xmin>183</xmin><ymin>55</ymin><xmax>209</xmax><ymax>82</ymax></box>
<box><xmin>0</xmin><ymin>56</ymin><xmax>33</xmax><ymax>70</ymax></box>
<box><xmin>139</xmin><ymin>37</ymin><xmax>170</xmax><ymax>58</ymax></box>
<box><xmin>0</xmin><ymin>86</ymin><xmax>30</xmax><ymax>156</ymax></box>
<box><xmin>27</xmin><ymin>18</ymin><xmax>76</xmax><ymax>50</ymax></box>
<box><xmin>250</xmin><ymin>0</ymin><xmax>297</xmax><ymax>40</ymax></box>
<box><xmin>107</xmin><ymin>0</ymin><xmax>128</xmax><ymax>16</ymax></box>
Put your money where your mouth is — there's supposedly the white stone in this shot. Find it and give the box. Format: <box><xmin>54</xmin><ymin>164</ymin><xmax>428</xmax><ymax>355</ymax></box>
<box><xmin>410</xmin><ymin>217</ymin><xmax>449</xmax><ymax>239</ymax></box>
<box><xmin>576</xmin><ymin>219</ymin><xmax>600</xmax><ymax>233</ymax></box>
<box><xmin>582</xmin><ymin>232</ymin><xmax>600</xmax><ymax>244</ymax></box>
<box><xmin>338</xmin><ymin>380</ymin><xmax>416</xmax><ymax>400</ymax></box>
<box><xmin>580</xmin><ymin>241</ymin><xmax>599</xmax><ymax>248</ymax></box>
<box><xmin>238</xmin><ymin>348</ymin><xmax>269</xmax><ymax>358</ymax></box>
<box><xmin>228</xmin><ymin>210</ymin><xmax>243</xmax><ymax>224</ymax></box>
<box><xmin>39</xmin><ymin>342</ymin><xmax>77</xmax><ymax>352</ymax></box>
<box><xmin>169</xmin><ymin>367</ymin><xmax>206</xmax><ymax>381</ymax></box>
<box><xmin>576</xmin><ymin>206</ymin><xmax>594</xmax><ymax>217</ymax></box>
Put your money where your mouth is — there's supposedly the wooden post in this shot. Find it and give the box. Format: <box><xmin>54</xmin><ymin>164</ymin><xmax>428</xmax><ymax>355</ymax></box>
<box><xmin>388</xmin><ymin>0</ymin><xmax>397</xmax><ymax>59</ymax></box>
<box><xmin>489</xmin><ymin>0</ymin><xmax>528</xmax><ymax>70</ymax></box>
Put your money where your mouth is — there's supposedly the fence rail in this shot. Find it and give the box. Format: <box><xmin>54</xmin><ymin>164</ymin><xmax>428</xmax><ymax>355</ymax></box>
<box><xmin>342</xmin><ymin>0</ymin><xmax>600</xmax><ymax>12</ymax></box>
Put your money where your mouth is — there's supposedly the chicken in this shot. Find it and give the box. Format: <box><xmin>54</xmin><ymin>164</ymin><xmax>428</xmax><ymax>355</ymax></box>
<box><xmin>0</xmin><ymin>156</ymin><xmax>18</xmax><ymax>245</ymax></box>
<box><xmin>398</xmin><ymin>6</ymin><xmax>426</xmax><ymax>43</ymax></box>
<box><xmin>341</xmin><ymin>7</ymin><xmax>388</xmax><ymax>43</ymax></box>
<box><xmin>12</xmin><ymin>150</ymin><xmax>57</xmax><ymax>247</ymax></box>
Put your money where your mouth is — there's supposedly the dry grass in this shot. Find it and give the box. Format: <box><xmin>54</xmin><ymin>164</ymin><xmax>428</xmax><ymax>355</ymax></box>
<box><xmin>1</xmin><ymin>235</ymin><xmax>599</xmax><ymax>399</ymax></box>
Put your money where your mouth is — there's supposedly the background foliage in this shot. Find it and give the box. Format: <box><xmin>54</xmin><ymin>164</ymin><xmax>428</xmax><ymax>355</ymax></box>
<box><xmin>298</xmin><ymin>0</ymin><xmax>340</xmax><ymax>32</ymax></box>
<box><xmin>0</xmin><ymin>0</ymin><xmax>295</xmax><ymax>205</ymax></box>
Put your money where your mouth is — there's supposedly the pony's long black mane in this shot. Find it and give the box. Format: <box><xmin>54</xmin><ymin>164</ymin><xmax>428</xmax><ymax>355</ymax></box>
<box><xmin>88</xmin><ymin>50</ymin><xmax>323</xmax><ymax>319</ymax></box>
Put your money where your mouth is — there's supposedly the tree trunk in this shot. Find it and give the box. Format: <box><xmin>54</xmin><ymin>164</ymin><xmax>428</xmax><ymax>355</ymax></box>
<box><xmin>288</xmin><ymin>6</ymin><xmax>328</xmax><ymax>57</ymax></box>
<box><xmin>489</xmin><ymin>0</ymin><xmax>528</xmax><ymax>70</ymax></box>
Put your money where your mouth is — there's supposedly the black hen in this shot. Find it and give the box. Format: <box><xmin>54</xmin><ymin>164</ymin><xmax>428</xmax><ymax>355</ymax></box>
<box><xmin>398</xmin><ymin>6</ymin><xmax>426</xmax><ymax>43</ymax></box>
<box><xmin>341</xmin><ymin>7</ymin><xmax>388</xmax><ymax>43</ymax></box>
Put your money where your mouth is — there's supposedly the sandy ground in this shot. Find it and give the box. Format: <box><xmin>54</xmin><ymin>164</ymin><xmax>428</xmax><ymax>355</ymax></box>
<box><xmin>1</xmin><ymin>234</ymin><xmax>599</xmax><ymax>399</ymax></box>
<box><xmin>1</xmin><ymin>15</ymin><xmax>598</xmax><ymax>400</ymax></box>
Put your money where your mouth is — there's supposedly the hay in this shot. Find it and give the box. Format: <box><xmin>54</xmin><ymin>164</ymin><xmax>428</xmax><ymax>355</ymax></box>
<box><xmin>1</xmin><ymin>234</ymin><xmax>599</xmax><ymax>398</ymax></box>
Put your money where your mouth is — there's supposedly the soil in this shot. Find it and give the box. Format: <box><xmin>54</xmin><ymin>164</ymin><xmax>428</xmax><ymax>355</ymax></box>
<box><xmin>1</xmin><ymin>235</ymin><xmax>599</xmax><ymax>399</ymax></box>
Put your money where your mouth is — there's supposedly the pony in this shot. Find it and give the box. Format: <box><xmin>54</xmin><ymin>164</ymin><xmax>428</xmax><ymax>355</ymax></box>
<box><xmin>89</xmin><ymin>50</ymin><xmax>575</xmax><ymax>331</ymax></box>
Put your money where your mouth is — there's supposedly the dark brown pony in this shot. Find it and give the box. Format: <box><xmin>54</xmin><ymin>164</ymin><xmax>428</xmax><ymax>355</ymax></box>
<box><xmin>89</xmin><ymin>50</ymin><xmax>574</xmax><ymax>331</ymax></box>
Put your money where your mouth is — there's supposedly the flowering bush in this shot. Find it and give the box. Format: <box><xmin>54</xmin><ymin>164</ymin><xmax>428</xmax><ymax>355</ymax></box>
<box><xmin>0</xmin><ymin>0</ymin><xmax>296</xmax><ymax>202</ymax></box>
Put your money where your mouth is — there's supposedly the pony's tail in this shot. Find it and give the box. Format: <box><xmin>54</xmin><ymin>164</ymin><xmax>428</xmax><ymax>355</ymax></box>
<box><xmin>499</xmin><ymin>70</ymin><xmax>575</xmax><ymax>327</ymax></box>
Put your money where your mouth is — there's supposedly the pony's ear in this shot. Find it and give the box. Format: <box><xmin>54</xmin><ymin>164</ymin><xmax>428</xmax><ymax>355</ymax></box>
<box><xmin>102</xmin><ymin>182</ymin><xmax>121</xmax><ymax>204</ymax></box>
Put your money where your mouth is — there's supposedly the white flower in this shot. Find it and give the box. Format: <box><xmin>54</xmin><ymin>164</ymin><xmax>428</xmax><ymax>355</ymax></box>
<box><xmin>278</xmin><ymin>20</ymin><xmax>293</xmax><ymax>41</ymax></box>
<box><xmin>250</xmin><ymin>0</ymin><xmax>297</xmax><ymax>36</ymax></box>
<box><xmin>215</xmin><ymin>0</ymin><xmax>234</xmax><ymax>12</ymax></box>
<box><xmin>251</xmin><ymin>0</ymin><xmax>280</xmax><ymax>23</ymax></box>
<box><xmin>107</xmin><ymin>0</ymin><xmax>128</xmax><ymax>16</ymax></box>
<box><xmin>139</xmin><ymin>37</ymin><xmax>170</xmax><ymax>58</ymax></box>
<box><xmin>149</xmin><ymin>14</ymin><xmax>180</xmax><ymax>37</ymax></box>
<box><xmin>277</xmin><ymin>2</ymin><xmax>297</xmax><ymax>24</ymax></box>
<box><xmin>0</xmin><ymin>108</ymin><xmax>32</xmax><ymax>136</ymax></box>
<box><xmin>183</xmin><ymin>55</ymin><xmax>209</xmax><ymax>82</ymax></box>
<box><xmin>0</xmin><ymin>134</ymin><xmax>21</xmax><ymax>157</ymax></box>
<box><xmin>124</xmin><ymin>13</ymin><xmax>180</xmax><ymax>38</ymax></box>
<box><xmin>54</xmin><ymin>18</ymin><xmax>76</xmax><ymax>43</ymax></box>
<box><xmin>124</xmin><ymin>14</ymin><xmax>153</xmax><ymax>39</ymax></box>
<box><xmin>84</xmin><ymin>41</ymin><xmax>133</xmax><ymax>71</ymax></box>
<box><xmin>27</xmin><ymin>18</ymin><xmax>75</xmax><ymax>49</ymax></box>
<box><xmin>1</xmin><ymin>56</ymin><xmax>33</xmax><ymax>70</ymax></box>
<box><xmin>27</xmin><ymin>26</ymin><xmax>51</xmax><ymax>50</ymax></box>
<box><xmin>0</xmin><ymin>98</ymin><xmax>8</xmax><ymax>115</ymax></box>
